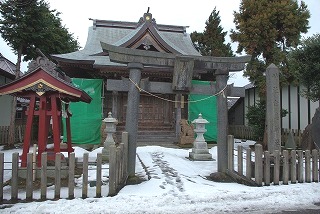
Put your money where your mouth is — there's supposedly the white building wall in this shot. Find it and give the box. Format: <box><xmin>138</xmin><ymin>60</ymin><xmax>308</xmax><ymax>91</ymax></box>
<box><xmin>281</xmin><ymin>85</ymin><xmax>289</xmax><ymax>129</ymax></box>
<box><xmin>244</xmin><ymin>84</ymin><xmax>319</xmax><ymax>131</ymax></box>
<box><xmin>299</xmin><ymin>85</ymin><xmax>310</xmax><ymax>129</ymax></box>
<box><xmin>310</xmin><ymin>99</ymin><xmax>319</xmax><ymax>123</ymax></box>
<box><xmin>290</xmin><ymin>86</ymin><xmax>299</xmax><ymax>129</ymax></box>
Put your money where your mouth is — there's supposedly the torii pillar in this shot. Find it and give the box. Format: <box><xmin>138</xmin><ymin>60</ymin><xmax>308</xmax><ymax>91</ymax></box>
<box><xmin>216</xmin><ymin>69</ymin><xmax>229</xmax><ymax>172</ymax></box>
<box><xmin>126</xmin><ymin>62</ymin><xmax>143</xmax><ymax>175</ymax></box>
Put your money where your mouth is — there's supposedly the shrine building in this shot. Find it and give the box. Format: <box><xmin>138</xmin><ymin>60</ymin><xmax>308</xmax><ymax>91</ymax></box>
<box><xmin>52</xmin><ymin>12</ymin><xmax>244</xmax><ymax>143</ymax></box>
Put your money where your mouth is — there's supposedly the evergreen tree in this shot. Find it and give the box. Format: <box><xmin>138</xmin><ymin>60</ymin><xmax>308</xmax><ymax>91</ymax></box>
<box><xmin>289</xmin><ymin>34</ymin><xmax>320</xmax><ymax>102</ymax></box>
<box><xmin>230</xmin><ymin>0</ymin><xmax>310</xmax><ymax>94</ymax></box>
<box><xmin>191</xmin><ymin>7</ymin><xmax>233</xmax><ymax>57</ymax></box>
<box><xmin>0</xmin><ymin>0</ymin><xmax>80</xmax><ymax>147</ymax></box>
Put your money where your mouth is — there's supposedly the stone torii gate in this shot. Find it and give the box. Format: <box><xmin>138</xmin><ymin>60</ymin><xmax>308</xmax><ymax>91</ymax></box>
<box><xmin>101</xmin><ymin>43</ymin><xmax>250</xmax><ymax>176</ymax></box>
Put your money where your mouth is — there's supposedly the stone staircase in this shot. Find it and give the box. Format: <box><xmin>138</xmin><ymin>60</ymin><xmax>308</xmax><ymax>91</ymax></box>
<box><xmin>137</xmin><ymin>130</ymin><xmax>178</xmax><ymax>147</ymax></box>
<box><xmin>115</xmin><ymin>129</ymin><xmax>178</xmax><ymax>147</ymax></box>
<box><xmin>137</xmin><ymin>130</ymin><xmax>176</xmax><ymax>141</ymax></box>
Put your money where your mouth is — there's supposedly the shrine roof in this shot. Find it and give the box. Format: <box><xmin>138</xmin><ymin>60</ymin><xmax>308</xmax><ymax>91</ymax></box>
<box><xmin>0</xmin><ymin>57</ymin><xmax>92</xmax><ymax>103</ymax></box>
<box><xmin>0</xmin><ymin>53</ymin><xmax>16</xmax><ymax>79</ymax></box>
<box><xmin>52</xmin><ymin>12</ymin><xmax>201</xmax><ymax>67</ymax></box>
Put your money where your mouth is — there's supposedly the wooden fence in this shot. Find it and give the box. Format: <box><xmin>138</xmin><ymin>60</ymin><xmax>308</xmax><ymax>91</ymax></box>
<box><xmin>0</xmin><ymin>125</ymin><xmax>26</xmax><ymax>145</ymax></box>
<box><xmin>229</xmin><ymin>125</ymin><xmax>258</xmax><ymax>141</ymax></box>
<box><xmin>109</xmin><ymin>132</ymin><xmax>128</xmax><ymax>196</ymax></box>
<box><xmin>0</xmin><ymin>132</ymin><xmax>128</xmax><ymax>203</ymax></box>
<box><xmin>227</xmin><ymin>135</ymin><xmax>319</xmax><ymax>186</ymax></box>
<box><xmin>229</xmin><ymin>125</ymin><xmax>303</xmax><ymax>146</ymax></box>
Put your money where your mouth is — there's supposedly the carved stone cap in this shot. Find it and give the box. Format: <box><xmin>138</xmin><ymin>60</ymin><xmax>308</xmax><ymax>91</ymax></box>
<box><xmin>27</xmin><ymin>57</ymin><xmax>56</xmax><ymax>74</ymax></box>
<box><xmin>192</xmin><ymin>113</ymin><xmax>209</xmax><ymax>124</ymax></box>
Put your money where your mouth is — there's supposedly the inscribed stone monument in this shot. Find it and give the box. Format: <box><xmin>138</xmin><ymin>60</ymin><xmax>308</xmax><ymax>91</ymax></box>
<box><xmin>266</xmin><ymin>64</ymin><xmax>281</xmax><ymax>153</ymax></box>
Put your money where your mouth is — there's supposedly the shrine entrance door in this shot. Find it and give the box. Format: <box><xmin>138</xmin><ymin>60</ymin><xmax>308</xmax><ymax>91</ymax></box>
<box><xmin>118</xmin><ymin>93</ymin><xmax>175</xmax><ymax>131</ymax></box>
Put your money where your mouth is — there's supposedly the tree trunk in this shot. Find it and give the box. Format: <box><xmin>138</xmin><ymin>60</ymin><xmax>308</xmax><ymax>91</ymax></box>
<box><xmin>7</xmin><ymin>45</ymin><xmax>22</xmax><ymax>147</ymax></box>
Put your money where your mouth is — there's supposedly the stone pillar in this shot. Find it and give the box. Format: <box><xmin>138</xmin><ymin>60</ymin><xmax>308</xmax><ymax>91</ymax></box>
<box><xmin>125</xmin><ymin>62</ymin><xmax>143</xmax><ymax>176</ymax></box>
<box><xmin>112</xmin><ymin>91</ymin><xmax>118</xmax><ymax>119</ymax></box>
<box><xmin>175</xmin><ymin>94</ymin><xmax>182</xmax><ymax>138</ymax></box>
<box><xmin>266</xmin><ymin>64</ymin><xmax>281</xmax><ymax>154</ymax></box>
<box><xmin>216</xmin><ymin>71</ymin><xmax>228</xmax><ymax>173</ymax></box>
<box><xmin>102</xmin><ymin>112</ymin><xmax>118</xmax><ymax>162</ymax></box>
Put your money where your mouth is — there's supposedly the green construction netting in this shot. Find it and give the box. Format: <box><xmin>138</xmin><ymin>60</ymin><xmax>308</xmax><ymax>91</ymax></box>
<box><xmin>63</xmin><ymin>78</ymin><xmax>103</xmax><ymax>145</ymax></box>
<box><xmin>188</xmin><ymin>80</ymin><xmax>217</xmax><ymax>142</ymax></box>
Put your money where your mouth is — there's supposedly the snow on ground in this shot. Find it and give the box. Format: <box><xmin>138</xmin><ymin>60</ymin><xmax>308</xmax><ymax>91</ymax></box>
<box><xmin>1</xmin><ymin>140</ymin><xmax>320</xmax><ymax>214</ymax></box>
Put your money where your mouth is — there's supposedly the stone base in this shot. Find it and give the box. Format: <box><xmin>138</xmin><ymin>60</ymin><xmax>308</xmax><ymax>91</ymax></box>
<box><xmin>192</xmin><ymin>148</ymin><xmax>210</xmax><ymax>154</ymax></box>
<box><xmin>189</xmin><ymin>152</ymin><xmax>213</xmax><ymax>161</ymax></box>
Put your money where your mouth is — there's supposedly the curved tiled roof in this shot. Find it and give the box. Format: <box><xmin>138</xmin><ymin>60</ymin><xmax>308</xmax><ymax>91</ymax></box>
<box><xmin>0</xmin><ymin>53</ymin><xmax>16</xmax><ymax>78</ymax></box>
<box><xmin>52</xmin><ymin>13</ymin><xmax>201</xmax><ymax>67</ymax></box>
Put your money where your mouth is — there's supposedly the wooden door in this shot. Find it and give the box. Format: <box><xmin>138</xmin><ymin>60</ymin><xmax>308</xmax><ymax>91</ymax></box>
<box><xmin>119</xmin><ymin>93</ymin><xmax>174</xmax><ymax>130</ymax></box>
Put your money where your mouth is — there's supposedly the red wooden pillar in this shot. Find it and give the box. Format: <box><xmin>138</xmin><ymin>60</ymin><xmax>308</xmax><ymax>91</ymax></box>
<box><xmin>37</xmin><ymin>96</ymin><xmax>50</xmax><ymax>166</ymax></box>
<box><xmin>51</xmin><ymin>94</ymin><xmax>61</xmax><ymax>154</ymax></box>
<box><xmin>21</xmin><ymin>95</ymin><xmax>36</xmax><ymax>167</ymax></box>
<box><xmin>65</xmin><ymin>103</ymin><xmax>74</xmax><ymax>154</ymax></box>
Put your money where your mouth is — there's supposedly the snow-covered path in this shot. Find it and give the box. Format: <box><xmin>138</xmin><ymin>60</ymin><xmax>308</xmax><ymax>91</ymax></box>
<box><xmin>1</xmin><ymin>145</ymin><xmax>320</xmax><ymax>214</ymax></box>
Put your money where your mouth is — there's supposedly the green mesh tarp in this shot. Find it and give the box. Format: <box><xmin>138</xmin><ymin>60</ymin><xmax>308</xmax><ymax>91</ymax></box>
<box><xmin>63</xmin><ymin>78</ymin><xmax>103</xmax><ymax>145</ymax></box>
<box><xmin>188</xmin><ymin>80</ymin><xmax>217</xmax><ymax>142</ymax></box>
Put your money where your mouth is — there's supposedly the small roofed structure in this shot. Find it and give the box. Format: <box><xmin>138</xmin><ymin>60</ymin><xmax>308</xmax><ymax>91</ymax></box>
<box><xmin>0</xmin><ymin>57</ymin><xmax>92</xmax><ymax>167</ymax></box>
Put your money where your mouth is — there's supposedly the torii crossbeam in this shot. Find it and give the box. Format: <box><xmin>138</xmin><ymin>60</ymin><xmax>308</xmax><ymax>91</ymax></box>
<box><xmin>100</xmin><ymin>43</ymin><xmax>250</xmax><ymax>174</ymax></box>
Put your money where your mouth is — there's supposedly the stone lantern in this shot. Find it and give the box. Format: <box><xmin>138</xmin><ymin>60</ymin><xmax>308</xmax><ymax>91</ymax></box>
<box><xmin>189</xmin><ymin>113</ymin><xmax>213</xmax><ymax>161</ymax></box>
<box><xmin>102</xmin><ymin>112</ymin><xmax>118</xmax><ymax>161</ymax></box>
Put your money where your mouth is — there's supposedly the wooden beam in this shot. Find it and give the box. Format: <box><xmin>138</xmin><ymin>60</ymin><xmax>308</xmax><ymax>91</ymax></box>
<box><xmin>101</xmin><ymin>42</ymin><xmax>251</xmax><ymax>72</ymax></box>
<box><xmin>106</xmin><ymin>79</ymin><xmax>245</xmax><ymax>97</ymax></box>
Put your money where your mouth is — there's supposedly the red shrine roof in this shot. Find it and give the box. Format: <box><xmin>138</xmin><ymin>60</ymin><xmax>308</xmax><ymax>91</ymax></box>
<box><xmin>0</xmin><ymin>57</ymin><xmax>92</xmax><ymax>103</ymax></box>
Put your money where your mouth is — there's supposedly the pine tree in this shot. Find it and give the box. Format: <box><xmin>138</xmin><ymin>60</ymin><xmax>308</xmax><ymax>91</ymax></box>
<box><xmin>0</xmin><ymin>0</ymin><xmax>79</xmax><ymax>147</ymax></box>
<box><xmin>230</xmin><ymin>0</ymin><xmax>310</xmax><ymax>92</ymax></box>
<box><xmin>191</xmin><ymin>7</ymin><xmax>233</xmax><ymax>57</ymax></box>
<box><xmin>289</xmin><ymin>34</ymin><xmax>320</xmax><ymax>102</ymax></box>
<box><xmin>230</xmin><ymin>0</ymin><xmax>310</xmax><ymax>147</ymax></box>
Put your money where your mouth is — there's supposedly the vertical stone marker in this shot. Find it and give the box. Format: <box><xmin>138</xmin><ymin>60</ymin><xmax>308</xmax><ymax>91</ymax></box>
<box><xmin>126</xmin><ymin>62</ymin><xmax>143</xmax><ymax>176</ymax></box>
<box><xmin>266</xmin><ymin>64</ymin><xmax>281</xmax><ymax>153</ymax></box>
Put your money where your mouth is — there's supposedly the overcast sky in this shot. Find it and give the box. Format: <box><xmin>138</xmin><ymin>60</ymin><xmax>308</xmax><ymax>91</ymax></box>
<box><xmin>1</xmin><ymin>0</ymin><xmax>319</xmax><ymax>86</ymax></box>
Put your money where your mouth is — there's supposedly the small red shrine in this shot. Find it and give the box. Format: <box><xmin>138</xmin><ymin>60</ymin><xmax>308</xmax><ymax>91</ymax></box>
<box><xmin>0</xmin><ymin>57</ymin><xmax>91</xmax><ymax>167</ymax></box>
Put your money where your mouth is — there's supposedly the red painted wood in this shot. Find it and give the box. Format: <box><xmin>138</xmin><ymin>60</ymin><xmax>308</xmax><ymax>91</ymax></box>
<box><xmin>65</xmin><ymin>103</ymin><xmax>74</xmax><ymax>154</ymax></box>
<box><xmin>0</xmin><ymin>69</ymin><xmax>91</xmax><ymax>103</ymax></box>
<box><xmin>51</xmin><ymin>95</ymin><xmax>61</xmax><ymax>154</ymax></box>
<box><xmin>37</xmin><ymin>96</ymin><xmax>49</xmax><ymax>166</ymax></box>
<box><xmin>21</xmin><ymin>95</ymin><xmax>36</xmax><ymax>167</ymax></box>
<box><xmin>0</xmin><ymin>66</ymin><xmax>91</xmax><ymax>166</ymax></box>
